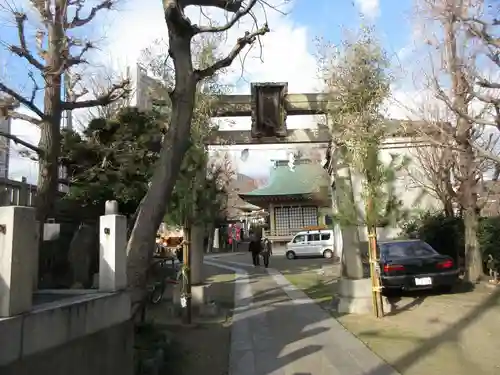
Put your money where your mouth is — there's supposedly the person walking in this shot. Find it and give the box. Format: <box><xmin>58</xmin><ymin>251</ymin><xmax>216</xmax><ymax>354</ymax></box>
<box><xmin>248</xmin><ymin>233</ymin><xmax>262</xmax><ymax>266</ymax></box>
<box><xmin>261</xmin><ymin>237</ymin><xmax>273</xmax><ymax>268</ymax></box>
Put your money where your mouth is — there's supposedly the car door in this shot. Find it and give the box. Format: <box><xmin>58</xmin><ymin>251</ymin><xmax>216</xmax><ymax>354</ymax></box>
<box><xmin>306</xmin><ymin>233</ymin><xmax>321</xmax><ymax>256</ymax></box>
<box><xmin>290</xmin><ymin>233</ymin><xmax>308</xmax><ymax>255</ymax></box>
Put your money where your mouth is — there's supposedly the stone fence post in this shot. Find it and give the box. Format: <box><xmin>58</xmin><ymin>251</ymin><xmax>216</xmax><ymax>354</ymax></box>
<box><xmin>0</xmin><ymin>206</ymin><xmax>38</xmax><ymax>317</ymax></box>
<box><xmin>99</xmin><ymin>211</ymin><xmax>127</xmax><ymax>292</ymax></box>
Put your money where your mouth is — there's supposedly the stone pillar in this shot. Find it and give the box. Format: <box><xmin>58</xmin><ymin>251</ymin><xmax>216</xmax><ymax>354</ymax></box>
<box><xmin>99</xmin><ymin>214</ymin><xmax>127</xmax><ymax>291</ymax></box>
<box><xmin>213</xmin><ymin>228</ymin><xmax>220</xmax><ymax>250</ymax></box>
<box><xmin>105</xmin><ymin>200</ymin><xmax>119</xmax><ymax>215</ymax></box>
<box><xmin>335</xmin><ymin>164</ymin><xmax>364</xmax><ymax>279</ymax></box>
<box><xmin>190</xmin><ymin>224</ymin><xmax>205</xmax><ymax>285</ymax></box>
<box><xmin>0</xmin><ymin>206</ymin><xmax>38</xmax><ymax>317</ymax></box>
<box><xmin>333</xmin><ymin>160</ymin><xmax>379</xmax><ymax>314</ymax></box>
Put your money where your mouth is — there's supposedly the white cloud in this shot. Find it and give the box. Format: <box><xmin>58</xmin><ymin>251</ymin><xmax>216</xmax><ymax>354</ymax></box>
<box><xmin>355</xmin><ymin>0</ymin><xmax>380</xmax><ymax>19</ymax></box>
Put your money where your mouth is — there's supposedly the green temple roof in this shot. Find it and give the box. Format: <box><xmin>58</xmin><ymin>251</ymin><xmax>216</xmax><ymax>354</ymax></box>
<box><xmin>239</xmin><ymin>160</ymin><xmax>330</xmax><ymax>200</ymax></box>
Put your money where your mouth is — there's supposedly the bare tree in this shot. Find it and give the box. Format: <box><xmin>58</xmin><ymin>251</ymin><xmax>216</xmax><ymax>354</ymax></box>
<box><xmin>413</xmin><ymin>0</ymin><xmax>487</xmax><ymax>282</ymax></box>
<box><xmin>0</xmin><ymin>0</ymin><xmax>130</xmax><ymax>222</ymax></box>
<box><xmin>442</xmin><ymin>4</ymin><xmax>500</xmax><ymax>177</ymax></box>
<box><xmin>125</xmin><ymin>0</ymin><xmax>271</xmax><ymax>298</ymax></box>
<box><xmin>77</xmin><ymin>68</ymin><xmax>133</xmax><ymax>124</ymax></box>
<box><xmin>408</xmin><ymin>143</ymin><xmax>456</xmax><ymax>216</ymax></box>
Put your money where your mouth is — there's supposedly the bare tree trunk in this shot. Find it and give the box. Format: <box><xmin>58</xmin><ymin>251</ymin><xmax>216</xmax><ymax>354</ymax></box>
<box><xmin>441</xmin><ymin>196</ymin><xmax>454</xmax><ymax>217</ymax></box>
<box><xmin>443</xmin><ymin>5</ymin><xmax>482</xmax><ymax>283</ymax></box>
<box><xmin>125</xmin><ymin>0</ymin><xmax>269</xmax><ymax>303</ymax></box>
<box><xmin>459</xmin><ymin>143</ymin><xmax>482</xmax><ymax>282</ymax></box>
<box><xmin>37</xmin><ymin>111</ymin><xmax>61</xmax><ymax>222</ymax></box>
<box><xmin>126</xmin><ymin>31</ymin><xmax>195</xmax><ymax>299</ymax></box>
<box><xmin>36</xmin><ymin>5</ymin><xmax>64</xmax><ymax>223</ymax></box>
<box><xmin>463</xmin><ymin>205</ymin><xmax>482</xmax><ymax>282</ymax></box>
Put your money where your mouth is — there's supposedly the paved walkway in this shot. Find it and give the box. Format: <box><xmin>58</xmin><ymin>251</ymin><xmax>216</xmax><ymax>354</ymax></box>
<box><xmin>205</xmin><ymin>255</ymin><xmax>400</xmax><ymax>375</ymax></box>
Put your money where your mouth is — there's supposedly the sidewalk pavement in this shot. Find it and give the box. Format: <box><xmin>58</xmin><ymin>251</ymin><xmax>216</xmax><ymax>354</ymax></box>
<box><xmin>204</xmin><ymin>256</ymin><xmax>400</xmax><ymax>375</ymax></box>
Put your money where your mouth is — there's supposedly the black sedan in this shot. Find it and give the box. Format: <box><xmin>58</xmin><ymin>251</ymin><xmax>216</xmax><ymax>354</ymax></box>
<box><xmin>378</xmin><ymin>239</ymin><xmax>459</xmax><ymax>294</ymax></box>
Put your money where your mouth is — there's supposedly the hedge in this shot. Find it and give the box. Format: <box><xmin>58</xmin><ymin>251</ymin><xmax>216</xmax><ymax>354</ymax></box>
<box><xmin>399</xmin><ymin>212</ymin><xmax>500</xmax><ymax>268</ymax></box>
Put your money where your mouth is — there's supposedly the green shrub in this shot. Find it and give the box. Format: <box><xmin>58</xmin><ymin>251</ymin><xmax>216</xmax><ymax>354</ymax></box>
<box><xmin>400</xmin><ymin>212</ymin><xmax>500</xmax><ymax>267</ymax></box>
<box><xmin>400</xmin><ymin>212</ymin><xmax>464</xmax><ymax>262</ymax></box>
<box><xmin>478</xmin><ymin>216</ymin><xmax>500</xmax><ymax>263</ymax></box>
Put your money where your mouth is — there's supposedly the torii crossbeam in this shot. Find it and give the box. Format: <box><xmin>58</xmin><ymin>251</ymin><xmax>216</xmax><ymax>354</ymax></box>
<box><xmin>207</xmin><ymin>82</ymin><xmax>331</xmax><ymax>145</ymax></box>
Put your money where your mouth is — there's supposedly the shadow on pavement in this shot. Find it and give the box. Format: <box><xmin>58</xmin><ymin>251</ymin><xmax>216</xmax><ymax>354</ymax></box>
<box><xmin>206</xmin><ymin>253</ymin><xmax>500</xmax><ymax>375</ymax></box>
<box><xmin>207</xmin><ymin>257</ymin><xmax>396</xmax><ymax>375</ymax></box>
<box><xmin>383</xmin><ymin>281</ymin><xmax>477</xmax><ymax>316</ymax></box>
<box><xmin>363</xmin><ymin>286</ymin><xmax>500</xmax><ymax>375</ymax></box>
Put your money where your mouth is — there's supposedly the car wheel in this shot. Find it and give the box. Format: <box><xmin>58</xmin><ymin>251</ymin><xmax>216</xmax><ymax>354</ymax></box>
<box><xmin>323</xmin><ymin>249</ymin><xmax>334</xmax><ymax>259</ymax></box>
<box><xmin>286</xmin><ymin>251</ymin><xmax>296</xmax><ymax>260</ymax></box>
<box><xmin>150</xmin><ymin>284</ymin><xmax>165</xmax><ymax>304</ymax></box>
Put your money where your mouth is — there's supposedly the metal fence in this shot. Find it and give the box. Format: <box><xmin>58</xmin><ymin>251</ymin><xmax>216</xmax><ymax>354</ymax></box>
<box><xmin>0</xmin><ymin>177</ymin><xmax>38</xmax><ymax>206</ymax></box>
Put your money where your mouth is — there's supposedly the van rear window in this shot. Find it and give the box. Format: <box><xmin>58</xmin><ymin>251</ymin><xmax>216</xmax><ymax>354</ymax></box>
<box><xmin>321</xmin><ymin>233</ymin><xmax>331</xmax><ymax>241</ymax></box>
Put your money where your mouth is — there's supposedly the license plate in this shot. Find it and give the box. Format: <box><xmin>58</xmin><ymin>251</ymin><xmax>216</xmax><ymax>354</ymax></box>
<box><xmin>415</xmin><ymin>277</ymin><xmax>432</xmax><ymax>286</ymax></box>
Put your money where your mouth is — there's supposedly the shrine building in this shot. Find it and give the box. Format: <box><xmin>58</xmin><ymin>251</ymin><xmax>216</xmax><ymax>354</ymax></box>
<box><xmin>238</xmin><ymin>158</ymin><xmax>333</xmax><ymax>246</ymax></box>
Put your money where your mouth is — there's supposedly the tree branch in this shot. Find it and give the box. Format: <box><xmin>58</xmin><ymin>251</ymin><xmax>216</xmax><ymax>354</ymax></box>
<box><xmin>179</xmin><ymin>0</ymin><xmax>243</xmax><ymax>12</ymax></box>
<box><xmin>0</xmin><ymin>82</ymin><xmax>45</xmax><ymax>119</ymax></box>
<box><xmin>61</xmin><ymin>79</ymin><xmax>131</xmax><ymax>110</ymax></box>
<box><xmin>66</xmin><ymin>0</ymin><xmax>114</xmax><ymax>29</ymax></box>
<box><xmin>431</xmin><ymin>74</ymin><xmax>500</xmax><ymax>129</ymax></box>
<box><xmin>9</xmin><ymin>12</ymin><xmax>45</xmax><ymax>70</ymax></box>
<box><xmin>66</xmin><ymin>39</ymin><xmax>94</xmax><ymax>67</ymax></box>
<box><xmin>9</xmin><ymin>111</ymin><xmax>43</xmax><ymax>126</ymax></box>
<box><xmin>193</xmin><ymin>0</ymin><xmax>257</xmax><ymax>34</ymax></box>
<box><xmin>460</xmin><ymin>16</ymin><xmax>500</xmax><ymax>49</ymax></box>
<box><xmin>194</xmin><ymin>25</ymin><xmax>269</xmax><ymax>80</ymax></box>
<box><xmin>0</xmin><ymin>130</ymin><xmax>42</xmax><ymax>154</ymax></box>
<box><xmin>469</xmin><ymin>139</ymin><xmax>500</xmax><ymax>165</ymax></box>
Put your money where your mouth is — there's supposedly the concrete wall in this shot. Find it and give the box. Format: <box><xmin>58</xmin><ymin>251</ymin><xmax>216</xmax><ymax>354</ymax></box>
<box><xmin>0</xmin><ymin>291</ymin><xmax>132</xmax><ymax>375</ymax></box>
<box><xmin>350</xmin><ymin>138</ymin><xmax>441</xmax><ymax>243</ymax></box>
<box><xmin>2</xmin><ymin>320</ymin><xmax>133</xmax><ymax>375</ymax></box>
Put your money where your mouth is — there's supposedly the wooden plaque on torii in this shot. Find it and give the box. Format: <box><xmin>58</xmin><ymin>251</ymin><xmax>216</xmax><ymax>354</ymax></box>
<box><xmin>208</xmin><ymin>82</ymin><xmax>331</xmax><ymax>145</ymax></box>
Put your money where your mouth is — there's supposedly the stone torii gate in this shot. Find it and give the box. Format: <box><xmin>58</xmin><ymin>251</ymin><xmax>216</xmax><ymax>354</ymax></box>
<box><xmin>200</xmin><ymin>81</ymin><xmax>368</xmax><ymax>314</ymax></box>
<box><xmin>191</xmin><ymin>82</ymin><xmax>333</xmax><ymax>286</ymax></box>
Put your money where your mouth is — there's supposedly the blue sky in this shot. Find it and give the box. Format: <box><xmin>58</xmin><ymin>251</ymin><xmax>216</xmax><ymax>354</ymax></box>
<box><xmin>0</xmin><ymin>0</ymin><xmax>417</xmax><ymax>183</ymax></box>
<box><xmin>293</xmin><ymin>0</ymin><xmax>413</xmax><ymax>56</ymax></box>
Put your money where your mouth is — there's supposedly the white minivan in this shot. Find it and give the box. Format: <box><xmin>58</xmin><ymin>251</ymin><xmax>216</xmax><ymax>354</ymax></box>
<box><xmin>285</xmin><ymin>229</ymin><xmax>336</xmax><ymax>260</ymax></box>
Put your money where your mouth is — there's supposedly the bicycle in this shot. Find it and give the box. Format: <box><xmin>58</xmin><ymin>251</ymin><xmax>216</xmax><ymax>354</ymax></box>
<box><xmin>148</xmin><ymin>276</ymin><xmax>178</xmax><ymax>304</ymax></box>
<box><xmin>147</xmin><ymin>257</ymin><xmax>180</xmax><ymax>305</ymax></box>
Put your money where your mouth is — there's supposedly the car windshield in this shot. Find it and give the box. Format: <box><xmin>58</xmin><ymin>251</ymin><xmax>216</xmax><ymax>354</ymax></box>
<box><xmin>381</xmin><ymin>241</ymin><xmax>437</xmax><ymax>259</ymax></box>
